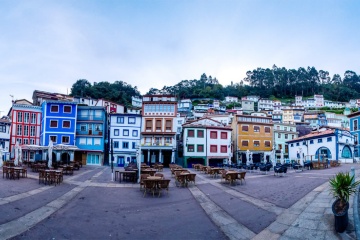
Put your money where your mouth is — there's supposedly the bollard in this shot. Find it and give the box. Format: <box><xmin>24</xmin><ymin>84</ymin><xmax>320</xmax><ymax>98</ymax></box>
<box><xmin>351</xmin><ymin>167</ymin><xmax>355</xmax><ymax>184</ymax></box>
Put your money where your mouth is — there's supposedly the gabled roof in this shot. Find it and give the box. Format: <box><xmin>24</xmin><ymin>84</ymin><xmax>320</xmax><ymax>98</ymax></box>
<box><xmin>287</xmin><ymin>129</ymin><xmax>335</xmax><ymax>143</ymax></box>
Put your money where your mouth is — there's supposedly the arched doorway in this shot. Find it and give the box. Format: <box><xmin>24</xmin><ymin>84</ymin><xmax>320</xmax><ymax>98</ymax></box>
<box><xmin>315</xmin><ymin>147</ymin><xmax>332</xmax><ymax>162</ymax></box>
<box><xmin>341</xmin><ymin>145</ymin><xmax>352</xmax><ymax>159</ymax></box>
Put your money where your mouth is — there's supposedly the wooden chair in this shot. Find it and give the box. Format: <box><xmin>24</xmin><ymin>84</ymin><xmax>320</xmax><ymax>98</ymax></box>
<box><xmin>56</xmin><ymin>170</ymin><xmax>63</xmax><ymax>183</ymax></box>
<box><xmin>20</xmin><ymin>168</ymin><xmax>27</xmax><ymax>178</ymax></box>
<box><xmin>186</xmin><ymin>173</ymin><xmax>196</xmax><ymax>185</ymax></box>
<box><xmin>140</xmin><ymin>174</ymin><xmax>150</xmax><ymax>191</ymax></box>
<box><xmin>143</xmin><ymin>180</ymin><xmax>156</xmax><ymax>197</ymax></box>
<box><xmin>238</xmin><ymin>172</ymin><xmax>246</xmax><ymax>185</ymax></box>
<box><xmin>175</xmin><ymin>171</ymin><xmax>185</xmax><ymax>187</ymax></box>
<box><xmin>39</xmin><ymin>170</ymin><xmax>46</xmax><ymax>184</ymax></box>
<box><xmin>9</xmin><ymin>168</ymin><xmax>20</xmax><ymax>180</ymax></box>
<box><xmin>158</xmin><ymin>179</ymin><xmax>171</xmax><ymax>197</ymax></box>
<box><xmin>154</xmin><ymin>173</ymin><xmax>164</xmax><ymax>179</ymax></box>
<box><xmin>2</xmin><ymin>166</ymin><xmax>9</xmax><ymax>179</ymax></box>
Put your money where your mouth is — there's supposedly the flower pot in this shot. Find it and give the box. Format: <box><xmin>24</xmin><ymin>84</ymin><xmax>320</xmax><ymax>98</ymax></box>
<box><xmin>332</xmin><ymin>199</ymin><xmax>349</xmax><ymax>233</ymax></box>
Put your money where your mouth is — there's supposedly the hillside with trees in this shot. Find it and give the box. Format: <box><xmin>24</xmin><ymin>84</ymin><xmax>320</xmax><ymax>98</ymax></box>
<box><xmin>69</xmin><ymin>66</ymin><xmax>360</xmax><ymax>106</ymax></box>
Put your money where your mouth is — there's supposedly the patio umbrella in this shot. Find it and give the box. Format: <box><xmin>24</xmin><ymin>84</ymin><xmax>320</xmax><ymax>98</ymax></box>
<box><xmin>271</xmin><ymin>147</ymin><xmax>276</xmax><ymax>166</ymax></box>
<box><xmin>0</xmin><ymin>146</ymin><xmax>3</xmax><ymax>167</ymax></box>
<box><xmin>18</xmin><ymin>145</ymin><xmax>23</xmax><ymax>165</ymax></box>
<box><xmin>280</xmin><ymin>150</ymin><xmax>284</xmax><ymax>165</ymax></box>
<box><xmin>14</xmin><ymin>141</ymin><xmax>19</xmax><ymax>166</ymax></box>
<box><xmin>246</xmin><ymin>150</ymin><xmax>250</xmax><ymax>165</ymax></box>
<box><xmin>48</xmin><ymin>140</ymin><xmax>53</xmax><ymax>168</ymax></box>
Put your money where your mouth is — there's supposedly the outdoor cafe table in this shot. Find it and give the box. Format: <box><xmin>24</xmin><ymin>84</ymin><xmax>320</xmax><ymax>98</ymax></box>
<box><xmin>116</xmin><ymin>170</ymin><xmax>137</xmax><ymax>183</ymax></box>
<box><xmin>211</xmin><ymin>168</ymin><xmax>223</xmax><ymax>178</ymax></box>
<box><xmin>141</xmin><ymin>169</ymin><xmax>157</xmax><ymax>176</ymax></box>
<box><xmin>225</xmin><ymin>171</ymin><xmax>238</xmax><ymax>185</ymax></box>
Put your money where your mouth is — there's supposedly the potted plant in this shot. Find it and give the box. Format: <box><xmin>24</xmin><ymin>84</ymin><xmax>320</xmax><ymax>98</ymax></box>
<box><xmin>329</xmin><ymin>172</ymin><xmax>360</xmax><ymax>233</ymax></box>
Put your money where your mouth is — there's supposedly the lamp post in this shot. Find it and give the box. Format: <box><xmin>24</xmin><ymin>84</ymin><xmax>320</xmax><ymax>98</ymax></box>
<box><xmin>136</xmin><ymin>143</ymin><xmax>141</xmax><ymax>183</ymax></box>
<box><xmin>302</xmin><ymin>140</ymin><xmax>308</xmax><ymax>161</ymax></box>
<box><xmin>110</xmin><ymin>139</ymin><xmax>114</xmax><ymax>181</ymax></box>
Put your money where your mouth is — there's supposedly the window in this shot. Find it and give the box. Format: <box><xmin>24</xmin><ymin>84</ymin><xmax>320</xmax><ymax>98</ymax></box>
<box><xmin>17</xmin><ymin>125</ymin><xmax>22</xmax><ymax>135</ymax></box>
<box><xmin>146</xmin><ymin>120</ymin><xmax>152</xmax><ymax>130</ymax></box>
<box><xmin>95</xmin><ymin>124</ymin><xmax>101</xmax><ymax>131</ymax></box>
<box><xmin>24</xmin><ymin>126</ymin><xmax>29</xmax><ymax>136</ymax></box>
<box><xmin>291</xmin><ymin>143</ymin><xmax>293</xmax><ymax>147</ymax></box>
<box><xmin>187</xmin><ymin>144</ymin><xmax>194</xmax><ymax>152</ymax></box>
<box><xmin>80</xmin><ymin>125</ymin><xmax>86</xmax><ymax>131</ymax></box>
<box><xmin>132</xmin><ymin>142</ymin><xmax>136</xmax><ymax>149</ymax></box>
<box><xmin>165</xmin><ymin>137</ymin><xmax>171</xmax><ymax>144</ymax></box>
<box><xmin>318</xmin><ymin>139</ymin><xmax>323</xmax><ymax>143</ymax></box>
<box><xmin>114</xmin><ymin>129</ymin><xmax>119</xmax><ymax>136</ymax></box>
<box><xmin>254</xmin><ymin>141</ymin><xmax>260</xmax><ymax>147</ymax></box>
<box><xmin>310</xmin><ymin>140</ymin><xmax>314</xmax><ymax>144</ymax></box>
<box><xmin>154</xmin><ymin>137</ymin><xmax>161</xmax><ymax>145</ymax></box>
<box><xmin>30</xmin><ymin>139</ymin><xmax>35</xmax><ymax>145</ymax></box>
<box><xmin>123</xmin><ymin>129</ymin><xmax>129</xmax><ymax>136</ymax></box>
<box><xmin>50</xmin><ymin>120</ymin><xmax>58</xmax><ymax>128</ymax></box>
<box><xmin>94</xmin><ymin>139</ymin><xmax>100</xmax><ymax>145</ymax></box>
<box><xmin>24</xmin><ymin>112</ymin><xmax>29</xmax><ymax>123</ymax></box>
<box><xmin>285</xmin><ymin>134</ymin><xmax>288</xmax><ymax>139</ymax></box>
<box><xmin>64</xmin><ymin>105</ymin><xmax>72</xmax><ymax>113</ymax></box>
<box><xmin>17</xmin><ymin>112</ymin><xmax>23</xmax><ymax>122</ymax></box>
<box><xmin>79</xmin><ymin>138</ymin><xmax>86</xmax><ymax>144</ymax></box>
<box><xmin>17</xmin><ymin>139</ymin><xmax>22</xmax><ymax>144</ymax></box>
<box><xmin>165</xmin><ymin>120</ymin><xmax>172</xmax><ymax>131</ymax></box>
<box><xmin>277</xmin><ymin>126</ymin><xmax>280</xmax><ymax>130</ymax></box>
<box><xmin>265</xmin><ymin>141</ymin><xmax>270</xmax><ymax>147</ymax></box>
<box><xmin>23</xmin><ymin>139</ymin><xmax>29</xmax><ymax>145</ymax></box>
<box><xmin>242</xmin><ymin>125</ymin><xmax>248</xmax><ymax>131</ymax></box>
<box><xmin>221</xmin><ymin>145</ymin><xmax>227</xmax><ymax>153</ymax></box>
<box><xmin>355</xmin><ymin>120</ymin><xmax>358</xmax><ymax>131</ymax></box>
<box><xmin>117</xmin><ymin>117</ymin><xmax>124</xmax><ymax>124</ymax></box>
<box><xmin>296</xmin><ymin>143</ymin><xmax>300</xmax><ymax>146</ymax></box>
<box><xmin>197</xmin><ymin>145</ymin><xmax>204</xmax><ymax>152</ymax></box>
<box><xmin>210</xmin><ymin>131</ymin><xmax>217</xmax><ymax>139</ymax></box>
<box><xmin>254</xmin><ymin>126</ymin><xmax>260</xmax><ymax>132</ymax></box>
<box><xmin>156</xmin><ymin>120</ymin><xmax>162</xmax><ymax>131</ymax></box>
<box><xmin>132</xmin><ymin>130</ymin><xmax>138</xmax><ymax>137</ymax></box>
<box><xmin>197</xmin><ymin>130</ymin><xmax>204</xmax><ymax>138</ymax></box>
<box><xmin>221</xmin><ymin>132</ymin><xmax>227</xmax><ymax>139</ymax></box>
<box><xmin>242</xmin><ymin>141</ymin><xmax>248</xmax><ymax>146</ymax></box>
<box><xmin>50</xmin><ymin>105</ymin><xmax>59</xmax><ymax>112</ymax></box>
<box><xmin>114</xmin><ymin>141</ymin><xmax>119</xmax><ymax>148</ymax></box>
<box><xmin>292</xmin><ymin>135</ymin><xmax>294</xmax><ymax>139</ymax></box>
<box><xmin>31</xmin><ymin>113</ymin><xmax>36</xmax><ymax>123</ymax></box>
<box><xmin>0</xmin><ymin>125</ymin><xmax>5</xmax><ymax>132</ymax></box>
<box><xmin>63</xmin><ymin>121</ymin><xmax>70</xmax><ymax>128</ymax></box>
<box><xmin>62</xmin><ymin>136</ymin><xmax>70</xmax><ymax>144</ymax></box>
<box><xmin>327</xmin><ymin>137</ymin><xmax>332</xmax><ymax>142</ymax></box>
<box><xmin>178</xmin><ymin>120</ymin><xmax>182</xmax><ymax>124</ymax></box>
<box><xmin>284</xmin><ymin>127</ymin><xmax>287</xmax><ymax>131</ymax></box>
<box><xmin>265</xmin><ymin>127</ymin><xmax>270</xmax><ymax>133</ymax></box>
<box><xmin>123</xmin><ymin>142</ymin><xmax>129</xmax><ymax>149</ymax></box>
<box><xmin>128</xmin><ymin>117</ymin><xmax>136</xmax><ymax>124</ymax></box>
<box><xmin>188</xmin><ymin>129</ymin><xmax>195</xmax><ymax>137</ymax></box>
<box><xmin>50</xmin><ymin>136</ymin><xmax>57</xmax><ymax>143</ymax></box>
<box><xmin>278</xmin><ymin>133</ymin><xmax>281</xmax><ymax>138</ymax></box>
<box><xmin>210</xmin><ymin>145</ymin><xmax>217</xmax><ymax>153</ymax></box>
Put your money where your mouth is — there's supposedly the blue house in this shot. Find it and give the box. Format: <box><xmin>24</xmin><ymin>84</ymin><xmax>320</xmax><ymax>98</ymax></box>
<box><xmin>75</xmin><ymin>106</ymin><xmax>106</xmax><ymax>166</ymax></box>
<box><xmin>40</xmin><ymin>101</ymin><xmax>78</xmax><ymax>162</ymax></box>
<box><xmin>348</xmin><ymin>111</ymin><xmax>360</xmax><ymax>159</ymax></box>
<box><xmin>110</xmin><ymin>113</ymin><xmax>142</xmax><ymax>167</ymax></box>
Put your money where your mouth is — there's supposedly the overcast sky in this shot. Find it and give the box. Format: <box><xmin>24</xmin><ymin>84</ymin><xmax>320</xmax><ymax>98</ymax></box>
<box><xmin>1</xmin><ymin>0</ymin><xmax>359</xmax><ymax>114</ymax></box>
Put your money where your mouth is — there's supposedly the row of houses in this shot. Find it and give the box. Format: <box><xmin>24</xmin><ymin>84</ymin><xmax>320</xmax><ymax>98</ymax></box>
<box><xmin>1</xmin><ymin>90</ymin><xmax>360</xmax><ymax>167</ymax></box>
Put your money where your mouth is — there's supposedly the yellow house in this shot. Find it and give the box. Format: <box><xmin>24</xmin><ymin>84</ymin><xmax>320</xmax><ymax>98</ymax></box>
<box><xmin>232</xmin><ymin>115</ymin><xmax>273</xmax><ymax>163</ymax></box>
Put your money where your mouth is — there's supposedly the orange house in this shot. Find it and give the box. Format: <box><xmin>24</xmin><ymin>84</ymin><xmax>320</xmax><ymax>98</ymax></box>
<box><xmin>232</xmin><ymin>115</ymin><xmax>273</xmax><ymax>163</ymax></box>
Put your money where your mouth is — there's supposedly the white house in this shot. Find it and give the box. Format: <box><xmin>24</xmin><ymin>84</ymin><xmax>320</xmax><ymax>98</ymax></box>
<box><xmin>110</xmin><ymin>113</ymin><xmax>142</xmax><ymax>167</ymax></box>
<box><xmin>258</xmin><ymin>99</ymin><xmax>274</xmax><ymax>110</ymax></box>
<box><xmin>97</xmin><ymin>99</ymin><xmax>125</xmax><ymax>114</ymax></box>
<box><xmin>314</xmin><ymin>95</ymin><xmax>324</xmax><ymax>107</ymax></box>
<box><xmin>131</xmin><ymin>96</ymin><xmax>143</xmax><ymax>108</ymax></box>
<box><xmin>287</xmin><ymin>127</ymin><xmax>355</xmax><ymax>163</ymax></box>
<box><xmin>225</xmin><ymin>96</ymin><xmax>238</xmax><ymax>103</ymax></box>
<box><xmin>0</xmin><ymin>117</ymin><xmax>11</xmax><ymax>160</ymax></box>
<box><xmin>183</xmin><ymin>118</ymin><xmax>232</xmax><ymax>167</ymax></box>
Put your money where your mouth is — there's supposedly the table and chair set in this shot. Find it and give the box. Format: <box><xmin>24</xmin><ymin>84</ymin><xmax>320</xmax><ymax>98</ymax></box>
<box><xmin>2</xmin><ymin>165</ymin><xmax>27</xmax><ymax>180</ymax></box>
<box><xmin>140</xmin><ymin>173</ymin><xmax>171</xmax><ymax>197</ymax></box>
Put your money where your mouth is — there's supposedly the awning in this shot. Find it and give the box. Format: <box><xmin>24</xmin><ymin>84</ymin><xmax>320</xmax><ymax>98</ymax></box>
<box><xmin>21</xmin><ymin>145</ymin><xmax>47</xmax><ymax>151</ymax></box>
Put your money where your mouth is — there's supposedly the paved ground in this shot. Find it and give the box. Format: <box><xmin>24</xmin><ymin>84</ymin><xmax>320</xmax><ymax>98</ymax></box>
<box><xmin>0</xmin><ymin>164</ymin><xmax>359</xmax><ymax>240</ymax></box>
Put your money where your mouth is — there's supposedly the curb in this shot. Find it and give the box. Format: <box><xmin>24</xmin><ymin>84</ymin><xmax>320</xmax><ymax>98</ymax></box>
<box><xmin>354</xmin><ymin>185</ymin><xmax>360</xmax><ymax>240</ymax></box>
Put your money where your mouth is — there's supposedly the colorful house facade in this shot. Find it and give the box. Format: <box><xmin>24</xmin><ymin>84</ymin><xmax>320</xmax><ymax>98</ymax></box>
<box><xmin>75</xmin><ymin>106</ymin><xmax>106</xmax><ymax>166</ymax></box>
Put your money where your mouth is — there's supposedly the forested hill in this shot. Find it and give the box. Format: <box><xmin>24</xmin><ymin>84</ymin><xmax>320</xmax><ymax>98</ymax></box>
<box><xmin>69</xmin><ymin>66</ymin><xmax>360</xmax><ymax>107</ymax></box>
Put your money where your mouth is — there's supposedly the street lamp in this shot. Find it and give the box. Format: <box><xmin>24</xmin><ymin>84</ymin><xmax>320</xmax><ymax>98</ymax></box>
<box><xmin>135</xmin><ymin>143</ymin><xmax>141</xmax><ymax>183</ymax></box>
<box><xmin>110</xmin><ymin>139</ymin><xmax>114</xmax><ymax>181</ymax></box>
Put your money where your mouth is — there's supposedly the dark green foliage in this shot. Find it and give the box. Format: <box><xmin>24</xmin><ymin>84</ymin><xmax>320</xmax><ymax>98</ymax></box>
<box><xmin>70</xmin><ymin>79</ymin><xmax>141</xmax><ymax>107</ymax></box>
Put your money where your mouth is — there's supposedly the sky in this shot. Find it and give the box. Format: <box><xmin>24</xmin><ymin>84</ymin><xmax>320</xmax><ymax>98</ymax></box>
<box><xmin>0</xmin><ymin>0</ymin><xmax>360</xmax><ymax>114</ymax></box>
